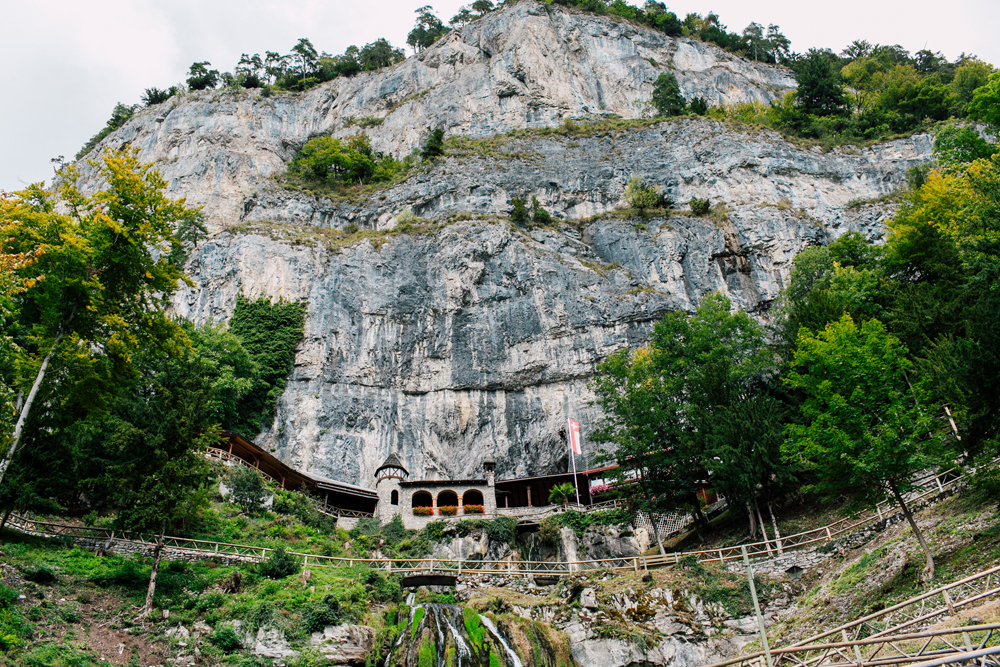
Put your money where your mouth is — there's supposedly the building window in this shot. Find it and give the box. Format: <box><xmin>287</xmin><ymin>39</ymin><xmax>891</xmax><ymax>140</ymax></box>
<box><xmin>437</xmin><ymin>490</ymin><xmax>458</xmax><ymax>507</ymax></box>
<box><xmin>463</xmin><ymin>490</ymin><xmax>484</xmax><ymax>506</ymax></box>
<box><xmin>391</xmin><ymin>490</ymin><xmax>399</xmax><ymax>505</ymax></box>
<box><xmin>412</xmin><ymin>491</ymin><xmax>432</xmax><ymax>508</ymax></box>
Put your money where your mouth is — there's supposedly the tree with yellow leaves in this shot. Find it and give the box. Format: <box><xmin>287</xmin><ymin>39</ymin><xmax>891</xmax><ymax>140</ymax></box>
<box><xmin>0</xmin><ymin>148</ymin><xmax>195</xmax><ymax>487</ymax></box>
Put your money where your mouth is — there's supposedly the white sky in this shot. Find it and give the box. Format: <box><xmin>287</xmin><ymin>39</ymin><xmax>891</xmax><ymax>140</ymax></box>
<box><xmin>2</xmin><ymin>0</ymin><xmax>997</xmax><ymax>192</ymax></box>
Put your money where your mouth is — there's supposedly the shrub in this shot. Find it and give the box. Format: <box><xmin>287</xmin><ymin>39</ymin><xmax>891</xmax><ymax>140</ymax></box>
<box><xmin>510</xmin><ymin>197</ymin><xmax>530</xmax><ymax>224</ymax></box>
<box><xmin>689</xmin><ymin>97</ymin><xmax>709</xmax><ymax>115</ymax></box>
<box><xmin>257</xmin><ymin>546</ymin><xmax>300</xmax><ymax>580</ymax></box>
<box><xmin>624</xmin><ymin>177</ymin><xmax>660</xmax><ymax>215</ymax></box>
<box><xmin>531</xmin><ymin>197</ymin><xmax>552</xmax><ymax>224</ymax></box>
<box><xmin>381</xmin><ymin>514</ymin><xmax>407</xmax><ymax>545</ymax></box>
<box><xmin>301</xmin><ymin>595</ymin><xmax>341</xmax><ymax>633</ymax></box>
<box><xmin>438</xmin><ymin>505</ymin><xmax>458</xmax><ymax>516</ymax></box>
<box><xmin>486</xmin><ymin>517</ymin><xmax>517</xmax><ymax>545</ymax></box>
<box><xmin>228</xmin><ymin>465</ymin><xmax>268</xmax><ymax>515</ymax></box>
<box><xmin>421</xmin><ymin>128</ymin><xmax>446</xmax><ymax>160</ymax></box>
<box><xmin>413</xmin><ymin>506</ymin><xmax>433</xmax><ymax>516</ymax></box>
<box><xmin>463</xmin><ymin>504</ymin><xmax>484</xmax><ymax>514</ymax></box>
<box><xmin>689</xmin><ymin>197</ymin><xmax>711</xmax><ymax>215</ymax></box>
<box><xmin>23</xmin><ymin>566</ymin><xmax>56</xmax><ymax>584</ymax></box>
<box><xmin>209</xmin><ymin>627</ymin><xmax>243</xmax><ymax>653</ymax></box>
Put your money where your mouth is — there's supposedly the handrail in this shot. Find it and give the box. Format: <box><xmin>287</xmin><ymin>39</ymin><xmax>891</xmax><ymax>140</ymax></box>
<box><xmin>706</xmin><ymin>566</ymin><xmax>1000</xmax><ymax>667</ymax></box>
<box><xmin>4</xmin><ymin>459</ymin><xmax>987</xmax><ymax>576</ymax></box>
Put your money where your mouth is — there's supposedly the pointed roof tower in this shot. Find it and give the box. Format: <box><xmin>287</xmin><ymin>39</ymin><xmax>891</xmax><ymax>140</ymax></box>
<box><xmin>375</xmin><ymin>452</ymin><xmax>409</xmax><ymax>482</ymax></box>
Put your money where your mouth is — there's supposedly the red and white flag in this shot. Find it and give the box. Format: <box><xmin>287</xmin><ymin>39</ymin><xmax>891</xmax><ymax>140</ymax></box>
<box><xmin>567</xmin><ymin>419</ymin><xmax>582</xmax><ymax>455</ymax></box>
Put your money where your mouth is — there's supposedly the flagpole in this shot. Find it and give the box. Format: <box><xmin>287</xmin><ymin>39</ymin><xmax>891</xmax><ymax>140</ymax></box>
<box><xmin>568</xmin><ymin>418</ymin><xmax>582</xmax><ymax>507</ymax></box>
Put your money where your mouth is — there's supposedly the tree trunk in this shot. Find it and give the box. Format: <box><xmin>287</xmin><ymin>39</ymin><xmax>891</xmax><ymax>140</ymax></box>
<box><xmin>0</xmin><ymin>332</ymin><xmax>64</xmax><ymax>487</ymax></box>
<box><xmin>753</xmin><ymin>496</ymin><xmax>772</xmax><ymax>554</ymax></box>
<box><xmin>142</xmin><ymin>528</ymin><xmax>166</xmax><ymax>617</ymax></box>
<box><xmin>649</xmin><ymin>513</ymin><xmax>666</xmax><ymax>556</ymax></box>
<box><xmin>691</xmin><ymin>494</ymin><xmax>708</xmax><ymax>527</ymax></box>
<box><xmin>888</xmin><ymin>481</ymin><xmax>935</xmax><ymax>580</ymax></box>
<box><xmin>746</xmin><ymin>502</ymin><xmax>758</xmax><ymax>539</ymax></box>
<box><xmin>768</xmin><ymin>502</ymin><xmax>784</xmax><ymax>554</ymax></box>
<box><xmin>0</xmin><ymin>508</ymin><xmax>11</xmax><ymax>533</ymax></box>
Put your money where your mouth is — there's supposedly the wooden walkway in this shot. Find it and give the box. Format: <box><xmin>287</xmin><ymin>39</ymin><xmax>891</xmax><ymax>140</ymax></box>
<box><xmin>4</xmin><ymin>462</ymin><xmax>979</xmax><ymax>577</ymax></box>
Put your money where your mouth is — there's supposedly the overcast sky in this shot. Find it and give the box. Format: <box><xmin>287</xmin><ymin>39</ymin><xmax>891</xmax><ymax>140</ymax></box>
<box><xmin>2</xmin><ymin>0</ymin><xmax>997</xmax><ymax>192</ymax></box>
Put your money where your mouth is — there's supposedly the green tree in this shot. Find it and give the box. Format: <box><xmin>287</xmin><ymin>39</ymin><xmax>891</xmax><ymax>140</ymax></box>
<box><xmin>651</xmin><ymin>73</ymin><xmax>686</xmax><ymax>116</ymax></box>
<box><xmin>186</xmin><ymin>62</ymin><xmax>220</xmax><ymax>90</ymax></box>
<box><xmin>84</xmin><ymin>347</ymin><xmax>219</xmax><ymax>616</ymax></box>
<box><xmin>968</xmin><ymin>71</ymin><xmax>1000</xmax><ymax>132</ymax></box>
<box><xmin>407</xmin><ymin>6</ymin><xmax>448</xmax><ymax>53</ymax></box>
<box><xmin>0</xmin><ymin>149</ymin><xmax>193</xmax><ymax>489</ymax></box>
<box><xmin>227</xmin><ymin>464</ymin><xmax>269</xmax><ymax>514</ymax></box>
<box><xmin>795</xmin><ymin>49</ymin><xmax>847</xmax><ymax>116</ymax></box>
<box><xmin>510</xmin><ymin>197</ymin><xmax>529</xmax><ymax>224</ymax></box>
<box><xmin>548</xmin><ymin>482</ymin><xmax>577</xmax><ymax>506</ymax></box>
<box><xmin>471</xmin><ymin>0</ymin><xmax>494</xmax><ymax>14</ymax></box>
<box><xmin>421</xmin><ymin>128</ymin><xmax>446</xmax><ymax>160</ymax></box>
<box><xmin>934</xmin><ymin>123</ymin><xmax>997</xmax><ymax>167</ymax></box>
<box><xmin>591</xmin><ymin>294</ymin><xmax>784</xmax><ymax>547</ymax></box>
<box><xmin>624</xmin><ymin>177</ymin><xmax>660</xmax><ymax>215</ymax></box>
<box><xmin>784</xmin><ymin>314</ymin><xmax>948</xmax><ymax>579</ymax></box>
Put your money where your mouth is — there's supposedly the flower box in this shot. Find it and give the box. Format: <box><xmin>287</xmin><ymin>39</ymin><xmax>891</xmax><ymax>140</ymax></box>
<box><xmin>438</xmin><ymin>505</ymin><xmax>458</xmax><ymax>516</ymax></box>
<box><xmin>413</xmin><ymin>506</ymin><xmax>433</xmax><ymax>516</ymax></box>
<box><xmin>463</xmin><ymin>504</ymin><xmax>485</xmax><ymax>514</ymax></box>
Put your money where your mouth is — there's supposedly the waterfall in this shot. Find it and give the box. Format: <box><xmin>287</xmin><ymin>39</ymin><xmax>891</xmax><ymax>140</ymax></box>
<box><xmin>478</xmin><ymin>614</ymin><xmax>524</xmax><ymax>667</ymax></box>
<box><xmin>384</xmin><ymin>603</ymin><xmax>525</xmax><ymax>667</ymax></box>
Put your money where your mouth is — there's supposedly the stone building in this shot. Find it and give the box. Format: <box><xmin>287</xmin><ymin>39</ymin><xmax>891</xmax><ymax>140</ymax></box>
<box><xmin>375</xmin><ymin>453</ymin><xmax>498</xmax><ymax>529</ymax></box>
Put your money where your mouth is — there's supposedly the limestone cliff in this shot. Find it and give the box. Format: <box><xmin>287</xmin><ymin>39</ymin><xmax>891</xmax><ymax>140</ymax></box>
<box><xmin>64</xmin><ymin>2</ymin><xmax>934</xmax><ymax>486</ymax></box>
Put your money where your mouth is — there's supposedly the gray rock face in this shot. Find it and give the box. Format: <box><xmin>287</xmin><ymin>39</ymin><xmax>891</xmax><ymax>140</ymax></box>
<box><xmin>61</xmin><ymin>0</ymin><xmax>934</xmax><ymax>488</ymax></box>
<box><xmin>66</xmin><ymin>2</ymin><xmax>795</xmax><ymax>229</ymax></box>
<box><xmin>310</xmin><ymin>624</ymin><xmax>376</xmax><ymax>665</ymax></box>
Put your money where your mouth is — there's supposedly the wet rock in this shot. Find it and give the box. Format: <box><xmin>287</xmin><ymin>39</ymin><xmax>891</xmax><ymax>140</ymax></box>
<box><xmin>580</xmin><ymin>588</ymin><xmax>598</xmax><ymax>609</ymax></box>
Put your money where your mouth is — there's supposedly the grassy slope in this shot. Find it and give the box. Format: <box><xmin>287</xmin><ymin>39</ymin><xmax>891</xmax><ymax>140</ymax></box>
<box><xmin>3</xmin><ymin>485</ymin><xmax>997</xmax><ymax>666</ymax></box>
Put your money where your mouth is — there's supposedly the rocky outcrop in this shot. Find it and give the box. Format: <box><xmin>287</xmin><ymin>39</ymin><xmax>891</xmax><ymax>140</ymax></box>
<box><xmin>66</xmin><ymin>2</ymin><xmax>795</xmax><ymax>228</ymax></box>
<box><xmin>310</xmin><ymin>624</ymin><xmax>376</xmax><ymax>664</ymax></box>
<box><xmin>60</xmin><ymin>1</ymin><xmax>934</xmax><ymax>485</ymax></box>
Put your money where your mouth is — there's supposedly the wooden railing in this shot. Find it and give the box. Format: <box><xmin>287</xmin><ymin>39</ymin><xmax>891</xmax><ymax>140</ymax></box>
<box><xmin>711</xmin><ymin>624</ymin><xmax>1000</xmax><ymax>667</ymax></box>
<box><xmin>4</xmin><ymin>460</ymin><xmax>986</xmax><ymax>577</ymax></box>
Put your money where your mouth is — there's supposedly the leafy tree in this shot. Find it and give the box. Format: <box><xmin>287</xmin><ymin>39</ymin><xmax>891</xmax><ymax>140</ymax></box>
<box><xmin>0</xmin><ymin>149</ymin><xmax>193</xmax><ymax>489</ymax></box>
<box><xmin>651</xmin><ymin>73</ymin><xmax>686</xmax><ymax>116</ymax></box>
<box><xmin>407</xmin><ymin>6</ymin><xmax>448</xmax><ymax>53</ymax></box>
<box><xmin>81</xmin><ymin>346</ymin><xmax>219</xmax><ymax>616</ymax></box>
<box><xmin>235</xmin><ymin>53</ymin><xmax>265</xmax><ymax>88</ymax></box>
<box><xmin>76</xmin><ymin>103</ymin><xmax>138</xmax><ymax>159</ymax></box>
<box><xmin>548</xmin><ymin>482</ymin><xmax>577</xmax><ymax>506</ymax></box>
<box><xmin>420</xmin><ymin>127</ymin><xmax>446</xmax><ymax>160</ymax></box>
<box><xmin>968</xmin><ymin>71</ymin><xmax>1000</xmax><ymax>133</ymax></box>
<box><xmin>227</xmin><ymin>464</ymin><xmax>269</xmax><ymax>514</ymax></box>
<box><xmin>471</xmin><ymin>0</ymin><xmax>494</xmax><ymax>14</ymax></box>
<box><xmin>141</xmin><ymin>87</ymin><xmax>177</xmax><ymax>106</ymax></box>
<box><xmin>186</xmin><ymin>62</ymin><xmax>220</xmax><ymax>90</ymax></box>
<box><xmin>934</xmin><ymin>123</ymin><xmax>997</xmax><ymax>167</ymax></box>
<box><xmin>951</xmin><ymin>57</ymin><xmax>994</xmax><ymax>107</ymax></box>
<box><xmin>510</xmin><ymin>197</ymin><xmax>529</xmax><ymax>224</ymax></box>
<box><xmin>530</xmin><ymin>196</ymin><xmax>552</xmax><ymax>224</ymax></box>
<box><xmin>450</xmin><ymin>7</ymin><xmax>475</xmax><ymax>26</ymax></box>
<box><xmin>291</xmin><ymin>134</ymin><xmax>398</xmax><ymax>185</ymax></box>
<box><xmin>592</xmin><ymin>294</ymin><xmax>785</xmax><ymax>547</ymax></box>
<box><xmin>689</xmin><ymin>196</ymin><xmax>711</xmax><ymax>215</ymax></box>
<box><xmin>624</xmin><ymin>176</ymin><xmax>659</xmax><ymax>215</ymax></box>
<box><xmin>784</xmin><ymin>314</ymin><xmax>948</xmax><ymax>579</ymax></box>
<box><xmin>689</xmin><ymin>97</ymin><xmax>708</xmax><ymax>115</ymax></box>
<box><xmin>358</xmin><ymin>39</ymin><xmax>405</xmax><ymax>71</ymax></box>
<box><xmin>795</xmin><ymin>49</ymin><xmax>847</xmax><ymax>116</ymax></box>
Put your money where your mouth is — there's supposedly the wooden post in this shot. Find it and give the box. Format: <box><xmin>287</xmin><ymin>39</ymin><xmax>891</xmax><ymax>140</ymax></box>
<box><xmin>843</xmin><ymin>629</ymin><xmax>863</xmax><ymax>663</ymax></box>
<box><xmin>943</xmin><ymin>589</ymin><xmax>956</xmax><ymax>615</ymax></box>
<box><xmin>527</xmin><ymin>487</ymin><xmax>532</xmax><ymax>507</ymax></box>
<box><xmin>742</xmin><ymin>546</ymin><xmax>773</xmax><ymax>667</ymax></box>
<box><xmin>825</xmin><ymin>526</ymin><xmax>833</xmax><ymax>540</ymax></box>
